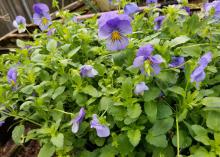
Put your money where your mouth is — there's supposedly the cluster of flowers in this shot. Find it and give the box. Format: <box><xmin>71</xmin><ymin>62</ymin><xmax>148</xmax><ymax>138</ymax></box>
<box><xmin>6</xmin><ymin>1</ymin><xmax>216</xmax><ymax>137</ymax></box>
<box><xmin>71</xmin><ymin>108</ymin><xmax>110</xmax><ymax>137</ymax></box>
<box><xmin>13</xmin><ymin>3</ymin><xmax>51</xmax><ymax>32</ymax></box>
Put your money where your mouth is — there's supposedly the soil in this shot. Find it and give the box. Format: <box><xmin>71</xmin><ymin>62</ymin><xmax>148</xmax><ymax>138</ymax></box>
<box><xmin>0</xmin><ymin>119</ymin><xmax>40</xmax><ymax>157</ymax></box>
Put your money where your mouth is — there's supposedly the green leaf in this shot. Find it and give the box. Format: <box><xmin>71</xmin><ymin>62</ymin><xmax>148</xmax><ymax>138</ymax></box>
<box><xmin>127</xmin><ymin>103</ymin><xmax>142</xmax><ymax>119</ymax></box>
<box><xmin>168</xmin><ymin>86</ymin><xmax>185</xmax><ymax>97</ymax></box>
<box><xmin>143</xmin><ymin>87</ymin><xmax>161</xmax><ymax>102</ymax></box>
<box><xmin>12</xmin><ymin>125</ymin><xmax>25</xmax><ymax>144</ymax></box>
<box><xmin>38</xmin><ymin>143</ymin><xmax>55</xmax><ymax>157</ymax></box>
<box><xmin>157</xmin><ymin>103</ymin><xmax>173</xmax><ymax>119</ymax></box>
<box><xmin>201</xmin><ymin>97</ymin><xmax>220</xmax><ymax>107</ymax></box>
<box><xmin>180</xmin><ymin>45</ymin><xmax>202</xmax><ymax>57</ymax></box>
<box><xmin>67</xmin><ymin>46</ymin><xmax>81</xmax><ymax>58</ymax></box>
<box><xmin>16</xmin><ymin>39</ymin><xmax>25</xmax><ymax>48</ymax></box>
<box><xmin>191</xmin><ymin>125</ymin><xmax>210</xmax><ymax>145</ymax></box>
<box><xmin>146</xmin><ymin>133</ymin><xmax>167</xmax><ymax>148</ymax></box>
<box><xmin>52</xmin><ymin>86</ymin><xmax>65</xmax><ymax>99</ymax></box>
<box><xmin>99</xmin><ymin>145</ymin><xmax>117</xmax><ymax>157</ymax></box>
<box><xmin>81</xmin><ymin>85</ymin><xmax>101</xmax><ymax>97</ymax></box>
<box><xmin>144</xmin><ymin>101</ymin><xmax>157</xmax><ymax>123</ymax></box>
<box><xmin>46</xmin><ymin>39</ymin><xmax>57</xmax><ymax>52</ymax></box>
<box><xmin>206</xmin><ymin>111</ymin><xmax>220</xmax><ymax>131</ymax></box>
<box><xmin>157</xmin><ymin>71</ymin><xmax>178</xmax><ymax>84</ymax></box>
<box><xmin>20</xmin><ymin>85</ymin><xmax>34</xmax><ymax>95</ymax></box>
<box><xmin>169</xmin><ymin>35</ymin><xmax>190</xmax><ymax>48</ymax></box>
<box><xmin>117</xmin><ymin>134</ymin><xmax>134</xmax><ymax>155</ymax></box>
<box><xmin>150</xmin><ymin>117</ymin><xmax>174</xmax><ymax>136</ymax></box>
<box><xmin>172</xmin><ymin>130</ymin><xmax>192</xmax><ymax>148</ymax></box>
<box><xmin>127</xmin><ymin>129</ymin><xmax>141</xmax><ymax>147</ymax></box>
<box><xmin>152</xmin><ymin>146</ymin><xmax>175</xmax><ymax>157</ymax></box>
<box><xmin>99</xmin><ymin>97</ymin><xmax>113</xmax><ymax>111</ymax></box>
<box><xmin>121</xmin><ymin>77</ymin><xmax>133</xmax><ymax>99</ymax></box>
<box><xmin>51</xmin><ymin>133</ymin><xmax>64</xmax><ymax>148</ymax></box>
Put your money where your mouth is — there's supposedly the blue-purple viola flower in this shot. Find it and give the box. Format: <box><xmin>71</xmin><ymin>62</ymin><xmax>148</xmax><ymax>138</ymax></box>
<box><xmin>47</xmin><ymin>28</ymin><xmax>56</xmax><ymax>36</ymax></box>
<box><xmin>133</xmin><ymin>44</ymin><xmax>164</xmax><ymax>75</ymax></box>
<box><xmin>191</xmin><ymin>52</ymin><xmax>212</xmax><ymax>84</ymax></box>
<box><xmin>7</xmin><ymin>68</ymin><xmax>17</xmax><ymax>86</ymax></box>
<box><xmin>80</xmin><ymin>65</ymin><xmax>98</xmax><ymax>78</ymax></box>
<box><xmin>204</xmin><ymin>1</ymin><xmax>220</xmax><ymax>19</ymax></box>
<box><xmin>134</xmin><ymin>82</ymin><xmax>149</xmax><ymax>95</ymax></box>
<box><xmin>124</xmin><ymin>3</ymin><xmax>139</xmax><ymax>17</ymax></box>
<box><xmin>90</xmin><ymin>114</ymin><xmax>110</xmax><ymax>138</ymax></box>
<box><xmin>71</xmin><ymin>108</ymin><xmax>85</xmax><ymax>133</ymax></box>
<box><xmin>169</xmin><ymin>56</ymin><xmax>185</xmax><ymax>69</ymax></box>
<box><xmin>0</xmin><ymin>121</ymin><xmax>5</xmax><ymax>127</ymax></box>
<box><xmin>146</xmin><ymin>0</ymin><xmax>157</xmax><ymax>5</ymax></box>
<box><xmin>13</xmin><ymin>16</ymin><xmax>26</xmax><ymax>33</ymax></box>
<box><xmin>182</xmin><ymin>6</ymin><xmax>191</xmax><ymax>15</ymax></box>
<box><xmin>33</xmin><ymin>3</ymin><xmax>52</xmax><ymax>31</ymax></box>
<box><xmin>154</xmin><ymin>16</ymin><xmax>165</xmax><ymax>30</ymax></box>
<box><xmin>98</xmin><ymin>12</ymin><xmax>132</xmax><ymax>51</ymax></box>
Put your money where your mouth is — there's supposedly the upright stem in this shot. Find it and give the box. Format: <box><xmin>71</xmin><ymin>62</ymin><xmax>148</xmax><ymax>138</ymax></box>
<box><xmin>176</xmin><ymin>114</ymin><xmax>180</xmax><ymax>157</ymax></box>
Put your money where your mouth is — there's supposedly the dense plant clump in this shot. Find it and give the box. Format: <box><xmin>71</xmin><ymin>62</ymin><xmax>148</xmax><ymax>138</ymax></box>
<box><xmin>1</xmin><ymin>1</ymin><xmax>220</xmax><ymax>156</ymax></box>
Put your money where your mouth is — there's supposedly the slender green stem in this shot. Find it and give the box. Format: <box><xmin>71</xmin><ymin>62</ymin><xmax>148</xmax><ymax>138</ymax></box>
<box><xmin>53</xmin><ymin>108</ymin><xmax>74</xmax><ymax>116</ymax></box>
<box><xmin>2</xmin><ymin>111</ymin><xmax>41</xmax><ymax>127</ymax></box>
<box><xmin>176</xmin><ymin>114</ymin><xmax>180</xmax><ymax>157</ymax></box>
<box><xmin>101</xmin><ymin>104</ymin><xmax>109</xmax><ymax>117</ymax></box>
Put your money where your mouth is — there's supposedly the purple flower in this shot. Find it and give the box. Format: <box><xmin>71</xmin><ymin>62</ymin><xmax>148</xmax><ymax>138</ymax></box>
<box><xmin>134</xmin><ymin>82</ymin><xmax>149</xmax><ymax>95</ymax></box>
<box><xmin>98</xmin><ymin>12</ymin><xmax>132</xmax><ymax>51</ymax></box>
<box><xmin>47</xmin><ymin>28</ymin><xmax>56</xmax><ymax>36</ymax></box>
<box><xmin>72</xmin><ymin>16</ymin><xmax>77</xmax><ymax>23</ymax></box>
<box><xmin>169</xmin><ymin>56</ymin><xmax>185</xmax><ymax>68</ymax></box>
<box><xmin>154</xmin><ymin>16</ymin><xmax>165</xmax><ymax>30</ymax></box>
<box><xmin>90</xmin><ymin>114</ymin><xmax>110</xmax><ymax>138</ymax></box>
<box><xmin>199</xmin><ymin>52</ymin><xmax>212</xmax><ymax>68</ymax></box>
<box><xmin>182</xmin><ymin>6</ymin><xmax>191</xmax><ymax>15</ymax></box>
<box><xmin>13</xmin><ymin>16</ymin><xmax>26</xmax><ymax>33</ymax></box>
<box><xmin>71</xmin><ymin>108</ymin><xmax>85</xmax><ymax>133</ymax></box>
<box><xmin>80</xmin><ymin>65</ymin><xmax>98</xmax><ymax>78</ymax></box>
<box><xmin>191</xmin><ymin>52</ymin><xmax>212</xmax><ymax>84</ymax></box>
<box><xmin>204</xmin><ymin>1</ymin><xmax>220</xmax><ymax>18</ymax></box>
<box><xmin>33</xmin><ymin>3</ymin><xmax>52</xmax><ymax>31</ymax></box>
<box><xmin>133</xmin><ymin>44</ymin><xmax>164</xmax><ymax>75</ymax></box>
<box><xmin>7</xmin><ymin>68</ymin><xmax>17</xmax><ymax>86</ymax></box>
<box><xmin>124</xmin><ymin>3</ymin><xmax>139</xmax><ymax>17</ymax></box>
<box><xmin>146</xmin><ymin>0</ymin><xmax>157</xmax><ymax>5</ymax></box>
<box><xmin>0</xmin><ymin>121</ymin><xmax>5</xmax><ymax>127</ymax></box>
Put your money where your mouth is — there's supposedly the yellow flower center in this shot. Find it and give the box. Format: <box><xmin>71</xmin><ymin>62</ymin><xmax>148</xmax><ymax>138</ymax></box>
<box><xmin>144</xmin><ymin>60</ymin><xmax>152</xmax><ymax>76</ymax></box>
<box><xmin>11</xmin><ymin>80</ymin><xmax>16</xmax><ymax>86</ymax></box>
<box><xmin>111</xmin><ymin>31</ymin><xmax>121</xmax><ymax>42</ymax></box>
<box><xmin>42</xmin><ymin>17</ymin><xmax>48</xmax><ymax>25</ymax></box>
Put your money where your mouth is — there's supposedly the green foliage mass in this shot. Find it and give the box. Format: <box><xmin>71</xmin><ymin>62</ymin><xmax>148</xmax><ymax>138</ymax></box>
<box><xmin>1</xmin><ymin>3</ymin><xmax>220</xmax><ymax>157</ymax></box>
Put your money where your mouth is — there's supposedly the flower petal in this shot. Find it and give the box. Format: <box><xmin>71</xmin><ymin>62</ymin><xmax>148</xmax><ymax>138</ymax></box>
<box><xmin>117</xmin><ymin>20</ymin><xmax>132</xmax><ymax>35</ymax></box>
<box><xmin>151</xmin><ymin>55</ymin><xmax>164</xmax><ymax>64</ymax></box>
<box><xmin>98</xmin><ymin>24</ymin><xmax>113</xmax><ymax>39</ymax></box>
<box><xmin>33</xmin><ymin>3</ymin><xmax>49</xmax><ymax>15</ymax></box>
<box><xmin>71</xmin><ymin>121</ymin><xmax>79</xmax><ymax>133</ymax></box>
<box><xmin>134</xmin><ymin>82</ymin><xmax>149</xmax><ymax>95</ymax></box>
<box><xmin>137</xmin><ymin>44</ymin><xmax>153</xmax><ymax>58</ymax></box>
<box><xmin>151</xmin><ymin>63</ymin><xmax>161</xmax><ymax>74</ymax></box>
<box><xmin>95</xmin><ymin>125</ymin><xmax>110</xmax><ymax>137</ymax></box>
<box><xmin>124</xmin><ymin>3</ymin><xmax>139</xmax><ymax>16</ymax></box>
<box><xmin>98</xmin><ymin>11</ymin><xmax>118</xmax><ymax>28</ymax></box>
<box><xmin>33</xmin><ymin>13</ymin><xmax>41</xmax><ymax>25</ymax></box>
<box><xmin>199</xmin><ymin>52</ymin><xmax>212</xmax><ymax>68</ymax></box>
<box><xmin>106</xmin><ymin>35</ymin><xmax>129</xmax><ymax>51</ymax></box>
<box><xmin>190</xmin><ymin>65</ymin><xmax>206</xmax><ymax>83</ymax></box>
<box><xmin>133</xmin><ymin>56</ymin><xmax>145</xmax><ymax>68</ymax></box>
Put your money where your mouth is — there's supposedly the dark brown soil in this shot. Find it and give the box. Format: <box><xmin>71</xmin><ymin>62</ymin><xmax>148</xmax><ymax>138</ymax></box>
<box><xmin>15</xmin><ymin>140</ymin><xmax>40</xmax><ymax>157</ymax></box>
<box><xmin>0</xmin><ymin>120</ymin><xmax>41</xmax><ymax>157</ymax></box>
